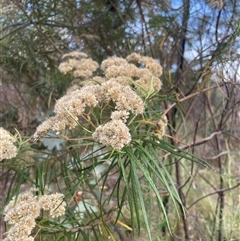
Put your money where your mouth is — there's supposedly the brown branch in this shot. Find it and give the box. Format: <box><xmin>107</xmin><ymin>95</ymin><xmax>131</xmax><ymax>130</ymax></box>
<box><xmin>163</xmin><ymin>85</ymin><xmax>221</xmax><ymax>116</ymax></box>
<box><xmin>187</xmin><ymin>182</ymin><xmax>240</xmax><ymax>210</ymax></box>
<box><xmin>136</xmin><ymin>0</ymin><xmax>154</xmax><ymax>57</ymax></box>
<box><xmin>178</xmin><ymin>131</ymin><xmax>222</xmax><ymax>149</ymax></box>
<box><xmin>162</xmin><ymin>131</ymin><xmax>222</xmax><ymax>161</ymax></box>
<box><xmin>174</xmin><ymin>2</ymin><xmax>191</xmax><ymax>235</ymax></box>
<box><xmin>204</xmin><ymin>151</ymin><xmax>228</xmax><ymax>160</ymax></box>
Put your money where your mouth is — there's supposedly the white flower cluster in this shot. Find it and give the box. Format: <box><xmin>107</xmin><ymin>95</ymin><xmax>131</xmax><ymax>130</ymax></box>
<box><xmin>58</xmin><ymin>51</ymin><xmax>98</xmax><ymax>79</ymax></box>
<box><xmin>4</xmin><ymin>189</ymin><xmax>66</xmax><ymax>241</ymax></box>
<box><xmin>34</xmin><ymin>52</ymin><xmax>164</xmax><ymax>150</ymax></box>
<box><xmin>0</xmin><ymin>127</ymin><xmax>18</xmax><ymax>161</ymax></box>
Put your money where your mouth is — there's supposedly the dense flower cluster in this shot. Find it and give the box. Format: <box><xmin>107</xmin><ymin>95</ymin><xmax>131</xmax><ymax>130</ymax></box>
<box><xmin>92</xmin><ymin>120</ymin><xmax>131</xmax><ymax>150</ymax></box>
<box><xmin>102</xmin><ymin>53</ymin><xmax>162</xmax><ymax>94</ymax></box>
<box><xmin>58</xmin><ymin>51</ymin><xmax>98</xmax><ymax>79</ymax></box>
<box><xmin>0</xmin><ymin>127</ymin><xmax>18</xmax><ymax>161</ymax></box>
<box><xmin>38</xmin><ymin>193</ymin><xmax>66</xmax><ymax>218</ymax></box>
<box><xmin>101</xmin><ymin>80</ymin><xmax>144</xmax><ymax>114</ymax></box>
<box><xmin>34</xmin><ymin>52</ymin><xmax>164</xmax><ymax>149</ymax></box>
<box><xmin>4</xmin><ymin>189</ymin><xmax>66</xmax><ymax>241</ymax></box>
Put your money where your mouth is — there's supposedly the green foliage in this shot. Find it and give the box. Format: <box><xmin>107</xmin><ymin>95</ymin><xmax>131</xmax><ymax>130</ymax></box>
<box><xmin>0</xmin><ymin>56</ymin><xmax>206</xmax><ymax>240</ymax></box>
<box><xmin>1</xmin><ymin>0</ymin><xmax>240</xmax><ymax>240</ymax></box>
<box><xmin>1</xmin><ymin>127</ymin><xmax>205</xmax><ymax>240</ymax></box>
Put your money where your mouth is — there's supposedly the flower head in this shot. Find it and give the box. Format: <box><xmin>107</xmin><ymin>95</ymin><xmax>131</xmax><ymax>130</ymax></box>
<box><xmin>4</xmin><ymin>189</ymin><xmax>66</xmax><ymax>241</ymax></box>
<box><xmin>92</xmin><ymin>120</ymin><xmax>131</xmax><ymax>150</ymax></box>
<box><xmin>0</xmin><ymin>128</ymin><xmax>18</xmax><ymax>161</ymax></box>
<box><xmin>111</xmin><ymin>110</ymin><xmax>130</xmax><ymax>123</ymax></box>
<box><xmin>59</xmin><ymin>51</ymin><xmax>98</xmax><ymax>79</ymax></box>
<box><xmin>38</xmin><ymin>193</ymin><xmax>66</xmax><ymax>218</ymax></box>
<box><xmin>101</xmin><ymin>80</ymin><xmax>144</xmax><ymax>114</ymax></box>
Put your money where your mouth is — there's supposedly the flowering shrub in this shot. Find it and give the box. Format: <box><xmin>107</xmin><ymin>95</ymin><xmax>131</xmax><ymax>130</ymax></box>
<box><xmin>34</xmin><ymin>52</ymin><xmax>163</xmax><ymax>150</ymax></box>
<box><xmin>1</xmin><ymin>52</ymin><xmax>202</xmax><ymax>241</ymax></box>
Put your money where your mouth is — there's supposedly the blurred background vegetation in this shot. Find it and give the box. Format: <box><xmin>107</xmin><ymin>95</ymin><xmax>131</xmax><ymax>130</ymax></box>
<box><xmin>1</xmin><ymin>0</ymin><xmax>240</xmax><ymax>240</ymax></box>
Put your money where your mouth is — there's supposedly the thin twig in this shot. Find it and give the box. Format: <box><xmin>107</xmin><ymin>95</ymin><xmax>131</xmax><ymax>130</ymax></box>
<box><xmin>187</xmin><ymin>182</ymin><xmax>240</xmax><ymax>210</ymax></box>
<box><xmin>178</xmin><ymin>131</ymin><xmax>222</xmax><ymax>149</ymax></box>
<box><xmin>162</xmin><ymin>131</ymin><xmax>222</xmax><ymax>160</ymax></box>
<box><xmin>163</xmin><ymin>85</ymin><xmax>220</xmax><ymax>116</ymax></box>
<box><xmin>204</xmin><ymin>151</ymin><xmax>228</xmax><ymax>160</ymax></box>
